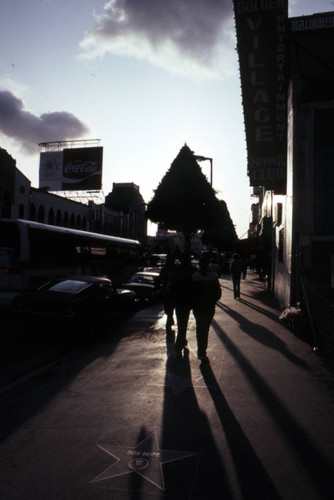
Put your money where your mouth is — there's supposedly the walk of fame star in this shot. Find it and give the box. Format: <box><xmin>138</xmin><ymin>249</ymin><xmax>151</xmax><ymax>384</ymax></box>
<box><xmin>91</xmin><ymin>432</ymin><xmax>198</xmax><ymax>491</ymax></box>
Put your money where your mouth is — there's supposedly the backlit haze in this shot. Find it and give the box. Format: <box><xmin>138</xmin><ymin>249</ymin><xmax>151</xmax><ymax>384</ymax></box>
<box><xmin>0</xmin><ymin>0</ymin><xmax>332</xmax><ymax>237</ymax></box>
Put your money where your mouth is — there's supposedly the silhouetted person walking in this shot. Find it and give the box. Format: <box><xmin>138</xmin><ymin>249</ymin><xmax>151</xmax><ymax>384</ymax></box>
<box><xmin>158</xmin><ymin>254</ymin><xmax>175</xmax><ymax>333</ymax></box>
<box><xmin>192</xmin><ymin>256</ymin><xmax>221</xmax><ymax>363</ymax></box>
<box><xmin>167</xmin><ymin>253</ymin><xmax>193</xmax><ymax>355</ymax></box>
<box><xmin>230</xmin><ymin>253</ymin><xmax>243</xmax><ymax>299</ymax></box>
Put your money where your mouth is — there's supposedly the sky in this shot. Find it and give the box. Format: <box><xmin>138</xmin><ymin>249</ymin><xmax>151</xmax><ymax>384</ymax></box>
<box><xmin>1</xmin><ymin>0</ymin><xmax>333</xmax><ymax>238</ymax></box>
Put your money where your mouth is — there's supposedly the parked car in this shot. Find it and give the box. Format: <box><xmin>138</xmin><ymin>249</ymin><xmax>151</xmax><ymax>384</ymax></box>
<box><xmin>191</xmin><ymin>258</ymin><xmax>200</xmax><ymax>272</ymax></box>
<box><xmin>11</xmin><ymin>275</ymin><xmax>137</xmax><ymax>333</ymax></box>
<box><xmin>122</xmin><ymin>270</ymin><xmax>163</xmax><ymax>302</ymax></box>
<box><xmin>148</xmin><ymin>254</ymin><xmax>167</xmax><ymax>269</ymax></box>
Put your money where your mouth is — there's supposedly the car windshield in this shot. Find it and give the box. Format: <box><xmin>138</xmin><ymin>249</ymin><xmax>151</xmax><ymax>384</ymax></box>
<box><xmin>47</xmin><ymin>280</ymin><xmax>91</xmax><ymax>293</ymax></box>
<box><xmin>130</xmin><ymin>274</ymin><xmax>156</xmax><ymax>284</ymax></box>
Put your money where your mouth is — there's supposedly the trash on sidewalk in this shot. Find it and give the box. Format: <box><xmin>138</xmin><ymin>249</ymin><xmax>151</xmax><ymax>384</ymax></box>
<box><xmin>278</xmin><ymin>305</ymin><xmax>302</xmax><ymax>320</ymax></box>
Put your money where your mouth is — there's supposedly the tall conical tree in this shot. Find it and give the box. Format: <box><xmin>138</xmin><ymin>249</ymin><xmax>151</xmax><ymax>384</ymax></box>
<box><xmin>146</xmin><ymin>144</ymin><xmax>229</xmax><ymax>251</ymax></box>
<box><xmin>201</xmin><ymin>200</ymin><xmax>238</xmax><ymax>250</ymax></box>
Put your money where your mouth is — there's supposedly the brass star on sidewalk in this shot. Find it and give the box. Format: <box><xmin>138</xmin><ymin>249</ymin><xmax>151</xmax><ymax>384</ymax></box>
<box><xmin>91</xmin><ymin>432</ymin><xmax>198</xmax><ymax>491</ymax></box>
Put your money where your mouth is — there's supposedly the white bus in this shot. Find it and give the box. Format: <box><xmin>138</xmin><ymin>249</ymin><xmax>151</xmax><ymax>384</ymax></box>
<box><xmin>0</xmin><ymin>219</ymin><xmax>141</xmax><ymax>306</ymax></box>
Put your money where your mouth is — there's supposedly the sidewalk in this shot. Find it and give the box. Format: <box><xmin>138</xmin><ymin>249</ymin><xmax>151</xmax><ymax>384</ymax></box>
<box><xmin>1</xmin><ymin>271</ymin><xmax>334</xmax><ymax>499</ymax></box>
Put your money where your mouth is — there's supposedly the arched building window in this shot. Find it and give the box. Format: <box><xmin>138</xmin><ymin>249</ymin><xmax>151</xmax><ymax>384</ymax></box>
<box><xmin>56</xmin><ymin>209</ymin><xmax>62</xmax><ymax>226</ymax></box>
<box><xmin>48</xmin><ymin>208</ymin><xmax>55</xmax><ymax>225</ymax></box>
<box><xmin>76</xmin><ymin>214</ymin><xmax>81</xmax><ymax>229</ymax></box>
<box><xmin>1</xmin><ymin>191</ymin><xmax>11</xmax><ymax>218</ymax></box>
<box><xmin>82</xmin><ymin>216</ymin><xmax>87</xmax><ymax>230</ymax></box>
<box><xmin>63</xmin><ymin>211</ymin><xmax>69</xmax><ymax>227</ymax></box>
<box><xmin>37</xmin><ymin>205</ymin><xmax>45</xmax><ymax>223</ymax></box>
<box><xmin>70</xmin><ymin>213</ymin><xmax>75</xmax><ymax>228</ymax></box>
<box><xmin>30</xmin><ymin>203</ymin><xmax>36</xmax><ymax>221</ymax></box>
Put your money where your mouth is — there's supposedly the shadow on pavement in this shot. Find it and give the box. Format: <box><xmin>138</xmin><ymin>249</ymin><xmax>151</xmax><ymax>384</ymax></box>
<box><xmin>216</xmin><ymin>301</ymin><xmax>310</xmax><ymax>370</ymax></box>
<box><xmin>213</xmin><ymin>319</ymin><xmax>334</xmax><ymax>500</ymax></box>
<box><xmin>200</xmin><ymin>362</ymin><xmax>280</xmax><ymax>499</ymax></box>
<box><xmin>160</xmin><ymin>333</ymin><xmax>234</xmax><ymax>499</ymax></box>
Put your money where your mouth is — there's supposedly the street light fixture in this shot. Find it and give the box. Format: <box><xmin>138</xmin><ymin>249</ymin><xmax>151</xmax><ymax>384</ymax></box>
<box><xmin>194</xmin><ymin>155</ymin><xmax>213</xmax><ymax>187</ymax></box>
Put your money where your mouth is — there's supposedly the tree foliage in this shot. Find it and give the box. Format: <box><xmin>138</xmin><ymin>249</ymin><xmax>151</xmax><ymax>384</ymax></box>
<box><xmin>146</xmin><ymin>144</ymin><xmax>237</xmax><ymax>248</ymax></box>
<box><xmin>201</xmin><ymin>200</ymin><xmax>238</xmax><ymax>250</ymax></box>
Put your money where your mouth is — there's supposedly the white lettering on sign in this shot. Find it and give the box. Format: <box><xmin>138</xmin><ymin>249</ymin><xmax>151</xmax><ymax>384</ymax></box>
<box><xmin>236</xmin><ymin>1</ymin><xmax>286</xmax><ymax>14</ymax></box>
<box><xmin>251</xmin><ymin>168</ymin><xmax>285</xmax><ymax>180</ymax></box>
<box><xmin>234</xmin><ymin>0</ymin><xmax>287</xmax><ymax>188</ymax></box>
<box><xmin>64</xmin><ymin>161</ymin><xmax>98</xmax><ymax>174</ymax></box>
<box><xmin>244</xmin><ymin>11</ymin><xmax>286</xmax><ymax>145</ymax></box>
<box><xmin>250</xmin><ymin>155</ymin><xmax>284</xmax><ymax>167</ymax></box>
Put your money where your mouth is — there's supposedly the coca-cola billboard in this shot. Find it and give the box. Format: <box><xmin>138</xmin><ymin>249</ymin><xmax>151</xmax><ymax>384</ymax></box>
<box><xmin>62</xmin><ymin>147</ymin><xmax>103</xmax><ymax>190</ymax></box>
<box><xmin>39</xmin><ymin>146</ymin><xmax>103</xmax><ymax>191</ymax></box>
<box><xmin>39</xmin><ymin>151</ymin><xmax>64</xmax><ymax>190</ymax></box>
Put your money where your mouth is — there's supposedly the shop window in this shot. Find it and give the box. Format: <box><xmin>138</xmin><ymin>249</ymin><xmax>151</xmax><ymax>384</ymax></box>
<box><xmin>275</xmin><ymin>203</ymin><xmax>282</xmax><ymax>226</ymax></box>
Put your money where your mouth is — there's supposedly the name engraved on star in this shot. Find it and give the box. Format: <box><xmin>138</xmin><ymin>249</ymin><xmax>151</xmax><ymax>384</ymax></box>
<box><xmin>127</xmin><ymin>450</ymin><xmax>161</xmax><ymax>458</ymax></box>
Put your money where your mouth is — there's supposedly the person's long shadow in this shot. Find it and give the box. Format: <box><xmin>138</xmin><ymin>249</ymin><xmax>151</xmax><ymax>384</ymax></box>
<box><xmin>200</xmin><ymin>363</ymin><xmax>280</xmax><ymax>499</ymax></box>
<box><xmin>129</xmin><ymin>426</ymin><xmax>152</xmax><ymax>500</ymax></box>
<box><xmin>160</xmin><ymin>333</ymin><xmax>234</xmax><ymax>499</ymax></box>
<box><xmin>216</xmin><ymin>301</ymin><xmax>310</xmax><ymax>370</ymax></box>
<box><xmin>212</xmin><ymin>319</ymin><xmax>334</xmax><ymax>499</ymax></box>
<box><xmin>237</xmin><ymin>297</ymin><xmax>280</xmax><ymax>322</ymax></box>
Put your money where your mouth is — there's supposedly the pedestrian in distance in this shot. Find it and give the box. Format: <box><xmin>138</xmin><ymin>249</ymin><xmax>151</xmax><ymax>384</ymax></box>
<box><xmin>192</xmin><ymin>256</ymin><xmax>222</xmax><ymax>363</ymax></box>
<box><xmin>230</xmin><ymin>253</ymin><xmax>243</xmax><ymax>299</ymax></box>
<box><xmin>158</xmin><ymin>254</ymin><xmax>175</xmax><ymax>334</ymax></box>
<box><xmin>166</xmin><ymin>252</ymin><xmax>193</xmax><ymax>356</ymax></box>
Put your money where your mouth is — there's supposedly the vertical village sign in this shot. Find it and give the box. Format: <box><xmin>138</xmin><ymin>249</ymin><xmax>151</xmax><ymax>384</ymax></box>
<box><xmin>233</xmin><ymin>0</ymin><xmax>288</xmax><ymax>194</ymax></box>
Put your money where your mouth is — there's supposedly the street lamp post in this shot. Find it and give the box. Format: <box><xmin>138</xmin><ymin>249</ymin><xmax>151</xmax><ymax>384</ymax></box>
<box><xmin>194</xmin><ymin>155</ymin><xmax>213</xmax><ymax>186</ymax></box>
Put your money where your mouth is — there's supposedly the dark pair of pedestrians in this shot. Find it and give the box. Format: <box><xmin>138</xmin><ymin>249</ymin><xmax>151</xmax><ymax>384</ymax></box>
<box><xmin>161</xmin><ymin>254</ymin><xmax>221</xmax><ymax>363</ymax></box>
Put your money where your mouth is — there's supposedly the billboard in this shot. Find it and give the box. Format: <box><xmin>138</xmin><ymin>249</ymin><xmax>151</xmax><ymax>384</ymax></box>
<box><xmin>39</xmin><ymin>151</ymin><xmax>63</xmax><ymax>190</ymax></box>
<box><xmin>39</xmin><ymin>146</ymin><xmax>103</xmax><ymax>191</ymax></box>
<box><xmin>233</xmin><ymin>0</ymin><xmax>288</xmax><ymax>194</ymax></box>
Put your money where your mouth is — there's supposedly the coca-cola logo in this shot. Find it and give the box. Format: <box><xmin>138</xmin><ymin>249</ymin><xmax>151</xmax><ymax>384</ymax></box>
<box><xmin>64</xmin><ymin>161</ymin><xmax>98</xmax><ymax>174</ymax></box>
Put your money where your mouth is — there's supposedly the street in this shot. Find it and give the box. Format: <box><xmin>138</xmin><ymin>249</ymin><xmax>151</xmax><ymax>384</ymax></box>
<box><xmin>1</xmin><ymin>272</ymin><xmax>334</xmax><ymax>499</ymax></box>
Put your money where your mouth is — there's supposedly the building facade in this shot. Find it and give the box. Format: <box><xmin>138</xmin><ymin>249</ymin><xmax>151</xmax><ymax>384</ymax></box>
<box><xmin>0</xmin><ymin>148</ymin><xmax>147</xmax><ymax>244</ymax></box>
<box><xmin>271</xmin><ymin>11</ymin><xmax>334</xmax><ymax>307</ymax></box>
<box><xmin>234</xmin><ymin>3</ymin><xmax>334</xmax><ymax>354</ymax></box>
<box><xmin>105</xmin><ymin>183</ymin><xmax>147</xmax><ymax>242</ymax></box>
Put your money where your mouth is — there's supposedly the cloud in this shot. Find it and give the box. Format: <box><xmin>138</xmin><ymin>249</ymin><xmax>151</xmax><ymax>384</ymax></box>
<box><xmin>80</xmin><ymin>0</ymin><xmax>236</xmax><ymax>80</ymax></box>
<box><xmin>0</xmin><ymin>90</ymin><xmax>89</xmax><ymax>154</ymax></box>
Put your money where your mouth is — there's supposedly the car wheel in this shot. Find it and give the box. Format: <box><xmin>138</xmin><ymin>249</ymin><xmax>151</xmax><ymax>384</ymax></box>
<box><xmin>87</xmin><ymin>316</ymin><xmax>99</xmax><ymax>335</ymax></box>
